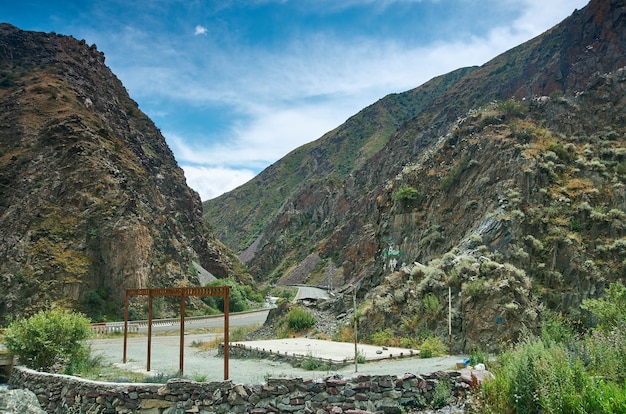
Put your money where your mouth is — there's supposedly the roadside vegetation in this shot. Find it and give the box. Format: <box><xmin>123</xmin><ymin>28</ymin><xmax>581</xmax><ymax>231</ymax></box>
<box><xmin>3</xmin><ymin>309</ymin><xmax>92</xmax><ymax>373</ymax></box>
<box><xmin>470</xmin><ymin>281</ymin><xmax>626</xmax><ymax>413</ymax></box>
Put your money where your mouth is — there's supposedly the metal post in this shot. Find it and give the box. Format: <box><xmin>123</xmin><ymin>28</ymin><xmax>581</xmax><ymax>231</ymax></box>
<box><xmin>147</xmin><ymin>291</ymin><xmax>153</xmax><ymax>371</ymax></box>
<box><xmin>353</xmin><ymin>288</ymin><xmax>358</xmax><ymax>373</ymax></box>
<box><xmin>123</xmin><ymin>292</ymin><xmax>129</xmax><ymax>363</ymax></box>
<box><xmin>448</xmin><ymin>285</ymin><xmax>452</xmax><ymax>355</ymax></box>
<box><xmin>179</xmin><ymin>293</ymin><xmax>186</xmax><ymax>375</ymax></box>
<box><xmin>224</xmin><ymin>287</ymin><xmax>230</xmax><ymax>380</ymax></box>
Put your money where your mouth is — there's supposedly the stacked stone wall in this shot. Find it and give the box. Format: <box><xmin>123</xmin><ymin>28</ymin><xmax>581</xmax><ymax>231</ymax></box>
<box><xmin>9</xmin><ymin>366</ymin><xmax>481</xmax><ymax>413</ymax></box>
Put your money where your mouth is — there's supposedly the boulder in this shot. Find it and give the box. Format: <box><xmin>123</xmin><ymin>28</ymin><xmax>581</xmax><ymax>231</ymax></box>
<box><xmin>0</xmin><ymin>388</ymin><xmax>46</xmax><ymax>414</ymax></box>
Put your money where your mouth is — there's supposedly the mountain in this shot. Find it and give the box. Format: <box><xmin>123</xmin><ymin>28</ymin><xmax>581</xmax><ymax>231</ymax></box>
<box><xmin>204</xmin><ymin>0</ymin><xmax>626</xmax><ymax>351</ymax></box>
<box><xmin>0</xmin><ymin>23</ymin><xmax>251</xmax><ymax>324</ymax></box>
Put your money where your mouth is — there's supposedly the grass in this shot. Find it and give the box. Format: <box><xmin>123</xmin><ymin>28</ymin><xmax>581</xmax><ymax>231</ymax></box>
<box><xmin>189</xmin><ymin>325</ymin><xmax>259</xmax><ymax>352</ymax></box>
<box><xmin>472</xmin><ymin>322</ymin><xmax>626</xmax><ymax>414</ymax></box>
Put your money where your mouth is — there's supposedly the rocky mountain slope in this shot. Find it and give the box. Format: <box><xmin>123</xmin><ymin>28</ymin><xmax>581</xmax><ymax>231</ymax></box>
<box><xmin>0</xmin><ymin>23</ymin><xmax>250</xmax><ymax>324</ymax></box>
<box><xmin>205</xmin><ymin>0</ymin><xmax>626</xmax><ymax>351</ymax></box>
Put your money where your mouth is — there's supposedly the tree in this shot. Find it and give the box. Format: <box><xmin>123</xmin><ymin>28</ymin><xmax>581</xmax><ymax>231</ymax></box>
<box><xmin>3</xmin><ymin>309</ymin><xmax>92</xmax><ymax>371</ymax></box>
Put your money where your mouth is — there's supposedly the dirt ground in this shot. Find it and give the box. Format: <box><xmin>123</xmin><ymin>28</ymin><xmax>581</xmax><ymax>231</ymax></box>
<box><xmin>89</xmin><ymin>334</ymin><xmax>467</xmax><ymax>385</ymax></box>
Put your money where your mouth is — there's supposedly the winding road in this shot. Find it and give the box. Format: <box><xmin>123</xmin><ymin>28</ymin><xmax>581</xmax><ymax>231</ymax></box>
<box><xmin>293</xmin><ymin>286</ymin><xmax>330</xmax><ymax>302</ymax></box>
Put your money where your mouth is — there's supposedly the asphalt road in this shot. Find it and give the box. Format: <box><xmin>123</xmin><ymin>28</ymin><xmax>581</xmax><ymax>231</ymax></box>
<box><xmin>293</xmin><ymin>286</ymin><xmax>330</xmax><ymax>301</ymax></box>
<box><xmin>135</xmin><ymin>309</ymin><xmax>270</xmax><ymax>333</ymax></box>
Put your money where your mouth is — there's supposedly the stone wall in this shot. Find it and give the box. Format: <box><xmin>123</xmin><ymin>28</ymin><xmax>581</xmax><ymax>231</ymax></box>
<box><xmin>9</xmin><ymin>366</ymin><xmax>482</xmax><ymax>413</ymax></box>
<box><xmin>219</xmin><ymin>343</ymin><xmax>348</xmax><ymax>370</ymax></box>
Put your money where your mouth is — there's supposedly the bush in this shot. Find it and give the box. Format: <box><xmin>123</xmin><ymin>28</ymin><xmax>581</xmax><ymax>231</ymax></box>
<box><xmin>581</xmin><ymin>281</ymin><xmax>626</xmax><ymax>332</ymax></box>
<box><xmin>432</xmin><ymin>379</ymin><xmax>453</xmax><ymax>409</ymax></box>
<box><xmin>202</xmin><ymin>278</ymin><xmax>259</xmax><ymax>313</ymax></box>
<box><xmin>370</xmin><ymin>328</ymin><xmax>395</xmax><ymax>346</ymax></box>
<box><xmin>468</xmin><ymin>348</ymin><xmax>490</xmax><ymax>367</ymax></box>
<box><xmin>301</xmin><ymin>352</ymin><xmax>331</xmax><ymax>371</ymax></box>
<box><xmin>4</xmin><ymin>309</ymin><xmax>92</xmax><ymax>371</ymax></box>
<box><xmin>477</xmin><ymin>336</ymin><xmax>626</xmax><ymax>414</ymax></box>
<box><xmin>395</xmin><ymin>184</ymin><xmax>419</xmax><ymax>202</ymax></box>
<box><xmin>286</xmin><ymin>308</ymin><xmax>316</xmax><ymax>331</ymax></box>
<box><xmin>420</xmin><ymin>336</ymin><xmax>446</xmax><ymax>358</ymax></box>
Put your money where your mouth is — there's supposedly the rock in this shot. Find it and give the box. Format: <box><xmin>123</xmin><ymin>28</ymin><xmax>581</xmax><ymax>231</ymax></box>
<box><xmin>0</xmin><ymin>388</ymin><xmax>46</xmax><ymax>414</ymax></box>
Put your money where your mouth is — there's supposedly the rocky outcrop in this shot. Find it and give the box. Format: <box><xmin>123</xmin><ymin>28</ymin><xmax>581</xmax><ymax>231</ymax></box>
<box><xmin>0</xmin><ymin>24</ymin><xmax>250</xmax><ymax>323</ymax></box>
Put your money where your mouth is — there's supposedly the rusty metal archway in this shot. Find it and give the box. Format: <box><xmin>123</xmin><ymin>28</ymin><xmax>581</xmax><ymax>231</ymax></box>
<box><xmin>123</xmin><ymin>286</ymin><xmax>231</xmax><ymax>379</ymax></box>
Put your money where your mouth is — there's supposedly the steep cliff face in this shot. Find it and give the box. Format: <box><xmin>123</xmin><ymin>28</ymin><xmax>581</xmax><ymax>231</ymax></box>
<box><xmin>205</xmin><ymin>0</ymin><xmax>626</xmax><ymax>350</ymax></box>
<box><xmin>204</xmin><ymin>67</ymin><xmax>477</xmax><ymax>283</ymax></box>
<box><xmin>356</xmin><ymin>0</ymin><xmax>626</xmax><ymax>350</ymax></box>
<box><xmin>0</xmin><ymin>24</ymin><xmax>250</xmax><ymax>323</ymax></box>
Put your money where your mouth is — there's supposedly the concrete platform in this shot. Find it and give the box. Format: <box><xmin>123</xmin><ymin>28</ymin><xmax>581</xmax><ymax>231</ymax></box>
<box><xmin>231</xmin><ymin>338</ymin><xmax>418</xmax><ymax>363</ymax></box>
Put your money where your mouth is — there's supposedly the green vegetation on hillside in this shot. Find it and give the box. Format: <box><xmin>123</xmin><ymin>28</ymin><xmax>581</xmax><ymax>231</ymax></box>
<box><xmin>201</xmin><ymin>277</ymin><xmax>265</xmax><ymax>313</ymax></box>
<box><xmin>472</xmin><ymin>282</ymin><xmax>626</xmax><ymax>414</ymax></box>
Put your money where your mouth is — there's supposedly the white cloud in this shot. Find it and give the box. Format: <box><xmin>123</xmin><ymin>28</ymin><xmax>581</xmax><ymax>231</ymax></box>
<box><xmin>165</xmin><ymin>101</ymin><xmax>350</xmax><ymax>168</ymax></box>
<box><xmin>93</xmin><ymin>0</ymin><xmax>588</xmax><ymax>199</ymax></box>
<box><xmin>194</xmin><ymin>25</ymin><xmax>207</xmax><ymax>36</ymax></box>
<box><xmin>181</xmin><ymin>165</ymin><xmax>256</xmax><ymax>200</ymax></box>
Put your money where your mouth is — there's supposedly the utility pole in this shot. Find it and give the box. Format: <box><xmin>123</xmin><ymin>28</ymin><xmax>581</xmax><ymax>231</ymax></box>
<box><xmin>448</xmin><ymin>283</ymin><xmax>452</xmax><ymax>355</ymax></box>
<box><xmin>353</xmin><ymin>281</ymin><xmax>361</xmax><ymax>373</ymax></box>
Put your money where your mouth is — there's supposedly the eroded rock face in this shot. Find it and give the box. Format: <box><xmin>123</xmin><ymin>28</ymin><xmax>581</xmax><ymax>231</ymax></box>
<box><xmin>0</xmin><ymin>24</ymin><xmax>250</xmax><ymax>323</ymax></box>
<box><xmin>206</xmin><ymin>0</ymin><xmax>626</xmax><ymax>350</ymax></box>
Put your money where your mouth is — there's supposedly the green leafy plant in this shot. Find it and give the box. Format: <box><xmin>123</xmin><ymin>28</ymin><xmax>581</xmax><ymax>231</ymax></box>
<box><xmin>581</xmin><ymin>282</ymin><xmax>626</xmax><ymax>332</ymax></box>
<box><xmin>4</xmin><ymin>309</ymin><xmax>92</xmax><ymax>371</ymax></box>
<box><xmin>419</xmin><ymin>336</ymin><xmax>446</xmax><ymax>358</ymax></box>
<box><xmin>370</xmin><ymin>328</ymin><xmax>395</xmax><ymax>346</ymax></box>
<box><xmin>431</xmin><ymin>379</ymin><xmax>453</xmax><ymax>409</ymax></box>
<box><xmin>422</xmin><ymin>293</ymin><xmax>442</xmax><ymax>317</ymax></box>
<box><xmin>286</xmin><ymin>307</ymin><xmax>316</xmax><ymax>331</ymax></box>
<box><xmin>301</xmin><ymin>352</ymin><xmax>331</xmax><ymax>371</ymax></box>
<box><xmin>202</xmin><ymin>278</ymin><xmax>264</xmax><ymax>313</ymax></box>
<box><xmin>468</xmin><ymin>348</ymin><xmax>490</xmax><ymax>367</ymax></box>
<box><xmin>395</xmin><ymin>184</ymin><xmax>419</xmax><ymax>202</ymax></box>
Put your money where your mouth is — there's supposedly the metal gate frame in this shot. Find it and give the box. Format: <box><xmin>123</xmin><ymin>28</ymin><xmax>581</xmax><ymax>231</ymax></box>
<box><xmin>123</xmin><ymin>286</ymin><xmax>231</xmax><ymax>379</ymax></box>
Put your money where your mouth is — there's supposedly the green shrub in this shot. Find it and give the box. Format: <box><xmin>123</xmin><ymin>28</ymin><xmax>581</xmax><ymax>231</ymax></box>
<box><xmin>370</xmin><ymin>328</ymin><xmax>395</xmax><ymax>346</ymax></box>
<box><xmin>301</xmin><ymin>353</ymin><xmax>330</xmax><ymax>371</ymax></box>
<box><xmin>581</xmin><ymin>378</ymin><xmax>626</xmax><ymax>413</ymax></box>
<box><xmin>464</xmin><ymin>279</ymin><xmax>488</xmax><ymax>297</ymax></box>
<box><xmin>4</xmin><ymin>309</ymin><xmax>92</xmax><ymax>371</ymax></box>
<box><xmin>581</xmin><ymin>282</ymin><xmax>626</xmax><ymax>332</ymax></box>
<box><xmin>422</xmin><ymin>293</ymin><xmax>442</xmax><ymax>317</ymax></box>
<box><xmin>420</xmin><ymin>336</ymin><xmax>446</xmax><ymax>358</ymax></box>
<box><xmin>584</xmin><ymin>328</ymin><xmax>626</xmax><ymax>383</ymax></box>
<box><xmin>202</xmin><ymin>278</ymin><xmax>258</xmax><ymax>313</ymax></box>
<box><xmin>286</xmin><ymin>308</ymin><xmax>316</xmax><ymax>331</ymax></box>
<box><xmin>496</xmin><ymin>99</ymin><xmax>528</xmax><ymax>117</ymax></box>
<box><xmin>468</xmin><ymin>348</ymin><xmax>490</xmax><ymax>367</ymax></box>
<box><xmin>395</xmin><ymin>184</ymin><xmax>419</xmax><ymax>202</ymax></box>
<box><xmin>432</xmin><ymin>379</ymin><xmax>453</xmax><ymax>409</ymax></box>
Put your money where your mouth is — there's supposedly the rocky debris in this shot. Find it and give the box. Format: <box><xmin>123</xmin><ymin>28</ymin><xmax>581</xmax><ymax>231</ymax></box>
<box><xmin>0</xmin><ymin>388</ymin><xmax>46</xmax><ymax>414</ymax></box>
<box><xmin>247</xmin><ymin>300</ymin><xmax>343</xmax><ymax>341</ymax></box>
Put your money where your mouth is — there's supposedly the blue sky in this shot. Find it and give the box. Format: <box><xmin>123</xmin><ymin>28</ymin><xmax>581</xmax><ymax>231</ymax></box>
<box><xmin>3</xmin><ymin>0</ymin><xmax>588</xmax><ymax>200</ymax></box>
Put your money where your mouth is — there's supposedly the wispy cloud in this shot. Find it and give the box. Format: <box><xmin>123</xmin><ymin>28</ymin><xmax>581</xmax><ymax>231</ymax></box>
<box><xmin>194</xmin><ymin>25</ymin><xmax>207</xmax><ymax>36</ymax></box>
<box><xmin>77</xmin><ymin>0</ymin><xmax>587</xmax><ymax>200</ymax></box>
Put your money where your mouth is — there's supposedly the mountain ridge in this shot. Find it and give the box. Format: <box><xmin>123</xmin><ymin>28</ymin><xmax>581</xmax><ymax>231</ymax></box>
<box><xmin>204</xmin><ymin>0</ymin><xmax>626</xmax><ymax>350</ymax></box>
<box><xmin>0</xmin><ymin>23</ymin><xmax>250</xmax><ymax>323</ymax></box>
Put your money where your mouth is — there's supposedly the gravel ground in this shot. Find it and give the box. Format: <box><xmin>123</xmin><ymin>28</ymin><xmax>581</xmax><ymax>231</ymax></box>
<box><xmin>89</xmin><ymin>334</ymin><xmax>466</xmax><ymax>385</ymax></box>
